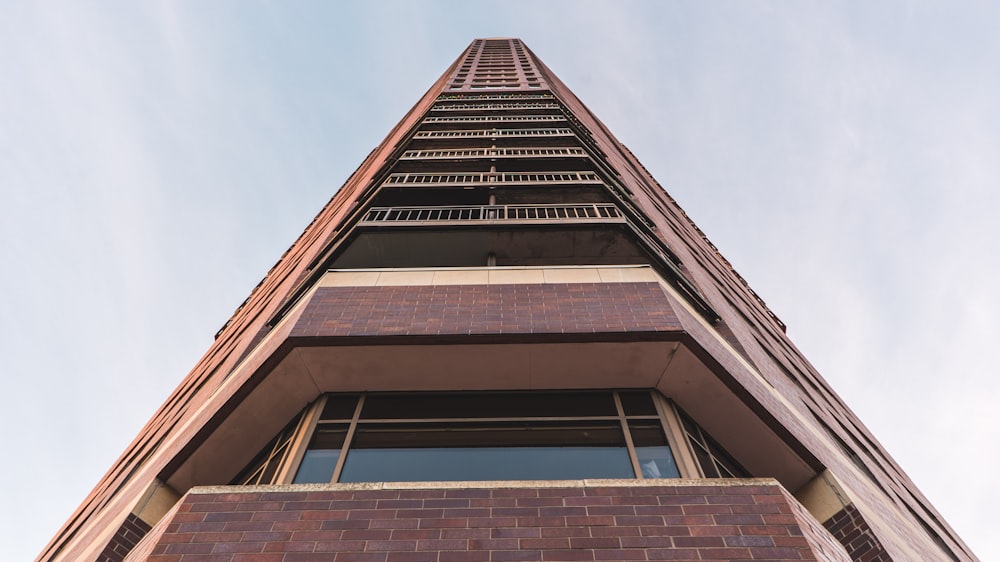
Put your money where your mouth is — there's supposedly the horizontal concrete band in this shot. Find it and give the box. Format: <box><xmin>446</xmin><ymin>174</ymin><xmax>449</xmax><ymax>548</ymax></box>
<box><xmin>320</xmin><ymin>265</ymin><xmax>661</xmax><ymax>287</ymax></box>
<box><xmin>188</xmin><ymin>477</ymin><xmax>785</xmax><ymax>495</ymax></box>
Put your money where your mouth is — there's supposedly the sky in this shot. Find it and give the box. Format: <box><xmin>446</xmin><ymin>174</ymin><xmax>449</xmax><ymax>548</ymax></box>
<box><xmin>2</xmin><ymin>1</ymin><xmax>997</xmax><ymax>560</ymax></box>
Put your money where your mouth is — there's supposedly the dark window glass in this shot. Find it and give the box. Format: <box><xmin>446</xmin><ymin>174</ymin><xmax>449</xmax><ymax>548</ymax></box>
<box><xmin>258</xmin><ymin>441</ymin><xmax>289</xmax><ymax>484</ymax></box>
<box><xmin>340</xmin><ymin>421</ymin><xmax>632</xmax><ymax>482</ymax></box>
<box><xmin>691</xmin><ymin>441</ymin><xmax>720</xmax><ymax>478</ymax></box>
<box><xmin>702</xmin><ymin>433</ymin><xmax>751</xmax><ymax>478</ymax></box>
<box><xmin>230</xmin><ymin>409</ymin><xmax>303</xmax><ymax>485</ymax></box>
<box><xmin>677</xmin><ymin>408</ymin><xmax>750</xmax><ymax>478</ymax></box>
<box><xmin>321</xmin><ymin>395</ymin><xmax>360</xmax><ymax>420</ymax></box>
<box><xmin>681</xmin><ymin>412</ymin><xmax>700</xmax><ymax>438</ymax></box>
<box><xmin>349</xmin><ymin>421</ymin><xmax>624</xmax><ymax>447</ymax></box>
<box><xmin>619</xmin><ymin>392</ymin><xmax>657</xmax><ymax>416</ymax></box>
<box><xmin>361</xmin><ymin>392</ymin><xmax>616</xmax><ymax>419</ymax></box>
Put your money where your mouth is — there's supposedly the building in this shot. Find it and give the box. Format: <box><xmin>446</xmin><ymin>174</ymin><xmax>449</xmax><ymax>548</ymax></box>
<box><xmin>40</xmin><ymin>38</ymin><xmax>975</xmax><ymax>561</ymax></box>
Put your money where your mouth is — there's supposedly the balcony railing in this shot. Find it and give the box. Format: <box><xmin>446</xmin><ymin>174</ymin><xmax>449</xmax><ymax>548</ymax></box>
<box><xmin>413</xmin><ymin>128</ymin><xmax>574</xmax><ymax>139</ymax></box>
<box><xmin>423</xmin><ymin>115</ymin><xmax>566</xmax><ymax>124</ymax></box>
<box><xmin>431</xmin><ymin>102</ymin><xmax>560</xmax><ymax>111</ymax></box>
<box><xmin>381</xmin><ymin>171</ymin><xmax>603</xmax><ymax>188</ymax></box>
<box><xmin>436</xmin><ymin>93</ymin><xmax>554</xmax><ymax>101</ymax></box>
<box><xmin>361</xmin><ymin>203</ymin><xmax>624</xmax><ymax>225</ymax></box>
<box><xmin>400</xmin><ymin>147</ymin><xmax>588</xmax><ymax>160</ymax></box>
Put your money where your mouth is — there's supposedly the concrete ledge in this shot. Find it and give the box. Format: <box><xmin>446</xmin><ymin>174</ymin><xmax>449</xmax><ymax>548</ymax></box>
<box><xmin>188</xmin><ymin>477</ymin><xmax>783</xmax><ymax>495</ymax></box>
<box><xmin>319</xmin><ymin>265</ymin><xmax>659</xmax><ymax>287</ymax></box>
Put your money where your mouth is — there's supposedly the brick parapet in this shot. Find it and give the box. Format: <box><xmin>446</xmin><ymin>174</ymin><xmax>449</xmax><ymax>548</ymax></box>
<box><xmin>142</xmin><ymin>480</ymin><xmax>850</xmax><ymax>561</ymax></box>
<box><xmin>292</xmin><ymin>283</ymin><xmax>683</xmax><ymax>338</ymax></box>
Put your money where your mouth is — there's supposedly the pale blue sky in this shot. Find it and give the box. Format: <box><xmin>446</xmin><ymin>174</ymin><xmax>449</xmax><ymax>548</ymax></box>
<box><xmin>2</xmin><ymin>2</ymin><xmax>997</xmax><ymax>560</ymax></box>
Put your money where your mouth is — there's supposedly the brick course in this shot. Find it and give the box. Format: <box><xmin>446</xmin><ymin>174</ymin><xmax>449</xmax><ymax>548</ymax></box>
<box><xmin>97</xmin><ymin>512</ymin><xmax>152</xmax><ymax>562</ymax></box>
<box><xmin>140</xmin><ymin>482</ymin><xmax>850</xmax><ymax>561</ymax></box>
<box><xmin>291</xmin><ymin>283</ymin><xmax>682</xmax><ymax>339</ymax></box>
<box><xmin>823</xmin><ymin>504</ymin><xmax>892</xmax><ymax>562</ymax></box>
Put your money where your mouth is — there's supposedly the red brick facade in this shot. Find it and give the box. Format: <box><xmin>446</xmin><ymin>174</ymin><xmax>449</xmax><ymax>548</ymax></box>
<box><xmin>139</xmin><ymin>481</ymin><xmax>849</xmax><ymax>561</ymax></box>
<box><xmin>97</xmin><ymin>513</ymin><xmax>152</xmax><ymax>562</ymax></box>
<box><xmin>822</xmin><ymin>504</ymin><xmax>891</xmax><ymax>562</ymax></box>
<box><xmin>292</xmin><ymin>283</ymin><xmax>682</xmax><ymax>339</ymax></box>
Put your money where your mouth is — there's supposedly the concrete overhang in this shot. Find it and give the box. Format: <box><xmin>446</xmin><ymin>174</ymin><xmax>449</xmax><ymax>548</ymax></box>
<box><xmin>163</xmin><ymin>266</ymin><xmax>818</xmax><ymax>497</ymax></box>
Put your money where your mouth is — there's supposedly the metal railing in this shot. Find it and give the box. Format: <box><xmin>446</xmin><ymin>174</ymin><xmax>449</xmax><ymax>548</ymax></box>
<box><xmin>382</xmin><ymin>171</ymin><xmax>603</xmax><ymax>187</ymax></box>
<box><xmin>423</xmin><ymin>115</ymin><xmax>565</xmax><ymax>124</ymax></box>
<box><xmin>413</xmin><ymin>128</ymin><xmax>574</xmax><ymax>139</ymax></box>
<box><xmin>431</xmin><ymin>102</ymin><xmax>560</xmax><ymax>111</ymax></box>
<box><xmin>400</xmin><ymin>147</ymin><xmax>588</xmax><ymax>160</ymax></box>
<box><xmin>361</xmin><ymin>203</ymin><xmax>623</xmax><ymax>224</ymax></box>
<box><xmin>436</xmin><ymin>93</ymin><xmax>554</xmax><ymax>101</ymax></box>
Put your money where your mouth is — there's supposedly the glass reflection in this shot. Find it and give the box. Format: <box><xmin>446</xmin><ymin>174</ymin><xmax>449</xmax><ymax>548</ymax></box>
<box><xmin>341</xmin><ymin>421</ymin><xmax>633</xmax><ymax>482</ymax></box>
<box><xmin>636</xmin><ymin>446</ymin><xmax>679</xmax><ymax>478</ymax></box>
<box><xmin>292</xmin><ymin>424</ymin><xmax>347</xmax><ymax>484</ymax></box>
<box><xmin>629</xmin><ymin>421</ymin><xmax>680</xmax><ymax>479</ymax></box>
<box><xmin>340</xmin><ymin>446</ymin><xmax>634</xmax><ymax>482</ymax></box>
<box><xmin>292</xmin><ymin>449</ymin><xmax>340</xmax><ymax>484</ymax></box>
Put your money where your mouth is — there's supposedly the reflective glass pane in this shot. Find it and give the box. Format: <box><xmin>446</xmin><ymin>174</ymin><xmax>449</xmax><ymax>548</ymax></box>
<box><xmin>293</xmin><ymin>449</ymin><xmax>340</xmax><ymax>484</ymax></box>
<box><xmin>292</xmin><ymin>425</ymin><xmax>348</xmax><ymax>484</ymax></box>
<box><xmin>339</xmin><ymin>446</ymin><xmax>633</xmax><ymax>482</ymax></box>
<box><xmin>340</xmin><ymin>421</ymin><xmax>632</xmax><ymax>482</ymax></box>
<box><xmin>636</xmin><ymin>446</ymin><xmax>680</xmax><ymax>479</ymax></box>
<box><xmin>629</xmin><ymin>422</ymin><xmax>680</xmax><ymax>479</ymax></box>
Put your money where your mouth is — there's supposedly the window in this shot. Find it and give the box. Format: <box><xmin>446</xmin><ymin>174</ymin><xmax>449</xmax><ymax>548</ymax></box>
<box><xmin>232</xmin><ymin>390</ymin><xmax>746</xmax><ymax>485</ymax></box>
<box><xmin>679</xmin><ymin>408</ymin><xmax>751</xmax><ymax>478</ymax></box>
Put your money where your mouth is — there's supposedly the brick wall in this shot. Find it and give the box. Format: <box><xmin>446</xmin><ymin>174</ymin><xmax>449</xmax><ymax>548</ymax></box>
<box><xmin>97</xmin><ymin>512</ymin><xmax>152</xmax><ymax>562</ymax></box>
<box><xmin>142</xmin><ymin>480</ymin><xmax>850</xmax><ymax>561</ymax></box>
<box><xmin>823</xmin><ymin>504</ymin><xmax>892</xmax><ymax>562</ymax></box>
<box><xmin>292</xmin><ymin>283</ymin><xmax>682</xmax><ymax>338</ymax></box>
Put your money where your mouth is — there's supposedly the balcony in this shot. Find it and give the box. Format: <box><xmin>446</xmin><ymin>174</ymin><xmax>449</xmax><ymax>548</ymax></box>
<box><xmin>400</xmin><ymin>147</ymin><xmax>587</xmax><ymax>160</ymax></box>
<box><xmin>431</xmin><ymin>102</ymin><xmax>560</xmax><ymax>111</ymax></box>
<box><xmin>436</xmin><ymin>93</ymin><xmax>554</xmax><ymax>101</ymax></box>
<box><xmin>412</xmin><ymin>128</ymin><xmax>574</xmax><ymax>140</ymax></box>
<box><xmin>423</xmin><ymin>115</ymin><xmax>566</xmax><ymax>124</ymax></box>
<box><xmin>360</xmin><ymin>203</ymin><xmax>623</xmax><ymax>227</ymax></box>
<box><xmin>381</xmin><ymin>171</ymin><xmax>603</xmax><ymax>188</ymax></box>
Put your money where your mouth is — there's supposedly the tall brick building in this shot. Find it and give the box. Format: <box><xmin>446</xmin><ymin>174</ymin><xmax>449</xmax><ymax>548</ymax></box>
<box><xmin>41</xmin><ymin>38</ymin><xmax>975</xmax><ymax>561</ymax></box>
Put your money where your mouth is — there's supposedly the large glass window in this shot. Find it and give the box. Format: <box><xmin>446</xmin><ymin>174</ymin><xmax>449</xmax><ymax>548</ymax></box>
<box><xmin>340</xmin><ymin>421</ymin><xmax>633</xmax><ymax>482</ymax></box>
<box><xmin>233</xmin><ymin>390</ymin><xmax>746</xmax><ymax>485</ymax></box>
<box><xmin>293</xmin><ymin>390</ymin><xmax>679</xmax><ymax>484</ymax></box>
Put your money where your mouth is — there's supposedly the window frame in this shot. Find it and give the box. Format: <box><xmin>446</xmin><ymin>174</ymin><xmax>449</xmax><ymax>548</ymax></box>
<box><xmin>235</xmin><ymin>390</ymin><xmax>736</xmax><ymax>485</ymax></box>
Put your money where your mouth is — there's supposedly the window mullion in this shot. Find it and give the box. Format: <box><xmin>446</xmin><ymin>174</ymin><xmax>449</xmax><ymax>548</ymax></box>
<box><xmin>331</xmin><ymin>394</ymin><xmax>366</xmax><ymax>483</ymax></box>
<box><xmin>614</xmin><ymin>391</ymin><xmax>644</xmax><ymax>479</ymax></box>
<box><xmin>276</xmin><ymin>396</ymin><xmax>328</xmax><ymax>484</ymax></box>
<box><xmin>654</xmin><ymin>395</ymin><xmax>703</xmax><ymax>478</ymax></box>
